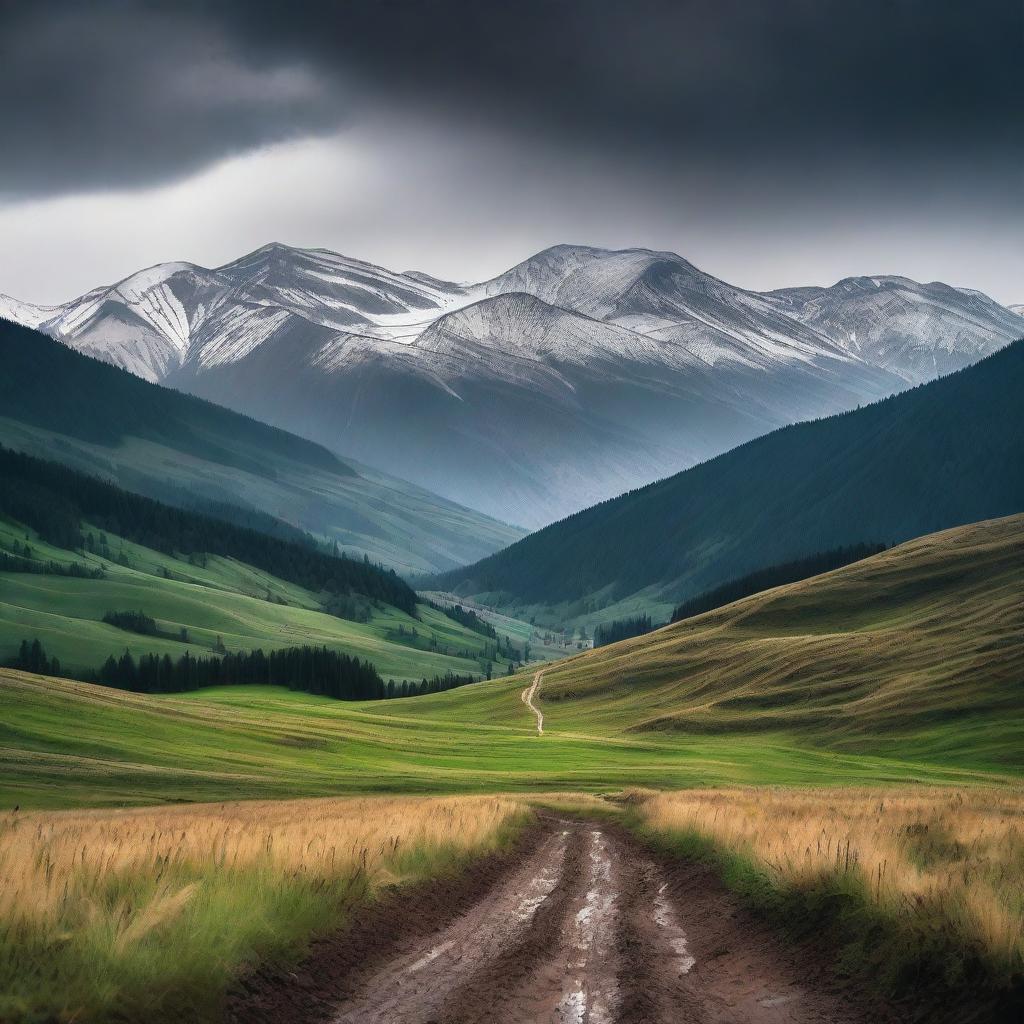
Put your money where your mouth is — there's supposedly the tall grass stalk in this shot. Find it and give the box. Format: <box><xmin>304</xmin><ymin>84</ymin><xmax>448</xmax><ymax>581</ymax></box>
<box><xmin>636</xmin><ymin>787</ymin><xmax>1024</xmax><ymax>996</ymax></box>
<box><xmin>0</xmin><ymin>795</ymin><xmax>524</xmax><ymax>1023</ymax></box>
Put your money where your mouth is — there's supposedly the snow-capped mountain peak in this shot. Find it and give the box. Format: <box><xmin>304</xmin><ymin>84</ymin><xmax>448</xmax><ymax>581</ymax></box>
<box><xmin>765</xmin><ymin>274</ymin><xmax>1024</xmax><ymax>382</ymax></box>
<box><xmin>3</xmin><ymin>242</ymin><xmax>1021</xmax><ymax>527</ymax></box>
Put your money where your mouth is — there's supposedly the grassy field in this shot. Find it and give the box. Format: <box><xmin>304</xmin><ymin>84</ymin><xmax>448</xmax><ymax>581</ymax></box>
<box><xmin>0</xmin><ymin>670</ymin><xmax>1010</xmax><ymax>810</ymax></box>
<box><xmin>2</xmin><ymin>516</ymin><xmax>1022</xmax><ymax>808</ymax></box>
<box><xmin>0</xmin><ymin>517</ymin><xmax>506</xmax><ymax>681</ymax></box>
<box><xmin>0</xmin><ymin>794</ymin><xmax>524</xmax><ymax>1024</ymax></box>
<box><xmin>631</xmin><ymin>786</ymin><xmax>1024</xmax><ymax>1013</ymax></box>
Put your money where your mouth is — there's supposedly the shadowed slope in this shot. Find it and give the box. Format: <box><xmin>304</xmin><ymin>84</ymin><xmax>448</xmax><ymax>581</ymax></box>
<box><xmin>435</xmin><ymin>339</ymin><xmax>1024</xmax><ymax>624</ymax></box>
<box><xmin>0</xmin><ymin>319</ymin><xmax>524</xmax><ymax>573</ymax></box>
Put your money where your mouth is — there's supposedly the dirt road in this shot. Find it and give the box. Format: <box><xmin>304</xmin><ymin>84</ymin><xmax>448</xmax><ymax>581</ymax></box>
<box><xmin>521</xmin><ymin>669</ymin><xmax>545</xmax><ymax>734</ymax></box>
<box><xmin>231</xmin><ymin>818</ymin><xmax>889</xmax><ymax>1024</ymax></box>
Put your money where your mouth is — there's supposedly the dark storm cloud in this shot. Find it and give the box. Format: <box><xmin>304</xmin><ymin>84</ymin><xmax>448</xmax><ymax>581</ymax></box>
<box><xmin>1</xmin><ymin>0</ymin><xmax>1020</xmax><ymax>199</ymax></box>
<box><xmin>0</xmin><ymin>2</ymin><xmax>345</xmax><ymax>197</ymax></box>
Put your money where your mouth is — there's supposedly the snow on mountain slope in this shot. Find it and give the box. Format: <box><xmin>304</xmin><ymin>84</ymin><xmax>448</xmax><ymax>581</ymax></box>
<box><xmin>765</xmin><ymin>276</ymin><xmax>1024</xmax><ymax>383</ymax></box>
<box><xmin>4</xmin><ymin>241</ymin><xmax>1020</xmax><ymax>526</ymax></box>
<box><xmin>0</xmin><ymin>293</ymin><xmax>52</xmax><ymax>330</ymax></box>
<box><xmin>26</xmin><ymin>263</ymin><xmax>233</xmax><ymax>381</ymax></box>
<box><xmin>11</xmin><ymin>245</ymin><xmax>474</xmax><ymax>383</ymax></box>
<box><xmin>418</xmin><ymin>291</ymin><xmax>706</xmax><ymax>372</ymax></box>
<box><xmin>215</xmin><ymin>242</ymin><xmax>475</xmax><ymax>340</ymax></box>
<box><xmin>483</xmin><ymin>244</ymin><xmax>880</xmax><ymax>373</ymax></box>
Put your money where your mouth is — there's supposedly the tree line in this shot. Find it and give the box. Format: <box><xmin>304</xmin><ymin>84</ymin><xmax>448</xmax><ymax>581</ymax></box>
<box><xmin>4</xmin><ymin>638</ymin><xmax>480</xmax><ymax>701</ymax></box>
<box><xmin>101</xmin><ymin>609</ymin><xmax>161</xmax><ymax>636</ymax></box>
<box><xmin>0</xmin><ymin>445</ymin><xmax>417</xmax><ymax>616</ymax></box>
<box><xmin>593</xmin><ymin>614</ymin><xmax>653</xmax><ymax>647</ymax></box>
<box><xmin>427</xmin><ymin>600</ymin><xmax>498</xmax><ymax>639</ymax></box>
<box><xmin>670</xmin><ymin>542</ymin><xmax>887</xmax><ymax>623</ymax></box>
<box><xmin>0</xmin><ymin>545</ymin><xmax>104</xmax><ymax>579</ymax></box>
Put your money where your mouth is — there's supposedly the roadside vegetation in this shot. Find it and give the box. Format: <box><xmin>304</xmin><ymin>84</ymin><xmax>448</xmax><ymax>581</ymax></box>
<box><xmin>0</xmin><ymin>795</ymin><xmax>526</xmax><ymax>1024</ymax></box>
<box><xmin>631</xmin><ymin>787</ymin><xmax>1024</xmax><ymax>1017</ymax></box>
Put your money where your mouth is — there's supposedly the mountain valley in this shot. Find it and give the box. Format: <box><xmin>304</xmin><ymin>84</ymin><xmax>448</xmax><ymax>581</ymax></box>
<box><xmin>6</xmin><ymin>243</ymin><xmax>1020</xmax><ymax>526</ymax></box>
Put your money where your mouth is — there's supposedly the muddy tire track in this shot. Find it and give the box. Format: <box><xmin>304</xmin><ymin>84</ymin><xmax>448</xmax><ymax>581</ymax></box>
<box><xmin>229</xmin><ymin>817</ymin><xmax>898</xmax><ymax>1024</ymax></box>
<box><xmin>486</xmin><ymin>827</ymin><xmax>625</xmax><ymax>1024</ymax></box>
<box><xmin>226</xmin><ymin>825</ymin><xmax>548</xmax><ymax>1024</ymax></box>
<box><xmin>329</xmin><ymin>829</ymin><xmax>576</xmax><ymax>1024</ymax></box>
<box><xmin>437</xmin><ymin>827</ymin><xmax>589</xmax><ymax>1024</ymax></box>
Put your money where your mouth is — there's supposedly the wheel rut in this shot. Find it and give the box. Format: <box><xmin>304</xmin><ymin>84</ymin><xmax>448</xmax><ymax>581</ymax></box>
<box><xmin>331</xmin><ymin>828</ymin><xmax>576</xmax><ymax>1024</ymax></box>
<box><xmin>230</xmin><ymin>817</ymin><xmax>898</xmax><ymax>1024</ymax></box>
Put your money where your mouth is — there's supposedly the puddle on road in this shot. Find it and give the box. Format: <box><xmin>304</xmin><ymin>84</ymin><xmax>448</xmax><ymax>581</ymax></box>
<box><xmin>654</xmin><ymin>882</ymin><xmax>697</xmax><ymax>975</ymax></box>
<box><xmin>557</xmin><ymin>985</ymin><xmax>587</xmax><ymax>1023</ymax></box>
<box><xmin>759</xmin><ymin>993</ymin><xmax>797</xmax><ymax>1008</ymax></box>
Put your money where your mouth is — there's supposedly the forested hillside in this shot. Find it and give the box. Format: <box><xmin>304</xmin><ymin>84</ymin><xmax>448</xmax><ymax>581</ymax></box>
<box><xmin>435</xmin><ymin>340</ymin><xmax>1024</xmax><ymax>624</ymax></box>
<box><xmin>0</xmin><ymin>319</ymin><xmax>525</xmax><ymax>573</ymax></box>
<box><xmin>0</xmin><ymin>446</ymin><xmax>416</xmax><ymax>613</ymax></box>
<box><xmin>0</xmin><ymin>318</ymin><xmax>346</xmax><ymax>475</ymax></box>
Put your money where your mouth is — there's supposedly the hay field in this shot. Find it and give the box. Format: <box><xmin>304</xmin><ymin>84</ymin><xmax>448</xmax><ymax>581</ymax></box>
<box><xmin>636</xmin><ymin>786</ymin><xmax>1024</xmax><ymax>985</ymax></box>
<box><xmin>0</xmin><ymin>794</ymin><xmax>523</xmax><ymax>1023</ymax></box>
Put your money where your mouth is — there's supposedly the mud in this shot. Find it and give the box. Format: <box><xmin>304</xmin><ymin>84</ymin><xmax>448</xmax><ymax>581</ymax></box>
<box><xmin>227</xmin><ymin>817</ymin><xmax>898</xmax><ymax>1024</ymax></box>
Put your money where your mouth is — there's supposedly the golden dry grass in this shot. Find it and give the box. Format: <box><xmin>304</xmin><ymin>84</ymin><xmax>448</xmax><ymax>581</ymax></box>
<box><xmin>0</xmin><ymin>794</ymin><xmax>524</xmax><ymax>1023</ymax></box>
<box><xmin>639</xmin><ymin>787</ymin><xmax>1024</xmax><ymax>969</ymax></box>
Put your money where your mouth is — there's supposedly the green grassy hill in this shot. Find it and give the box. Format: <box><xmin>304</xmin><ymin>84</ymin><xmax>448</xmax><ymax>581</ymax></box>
<box><xmin>532</xmin><ymin>513</ymin><xmax>1024</xmax><ymax>767</ymax></box>
<box><xmin>434</xmin><ymin>339</ymin><xmax>1024</xmax><ymax>628</ymax></box>
<box><xmin>3</xmin><ymin>515</ymin><xmax>1020</xmax><ymax>808</ymax></box>
<box><xmin>0</xmin><ymin>510</ymin><xmax>501</xmax><ymax>681</ymax></box>
<box><xmin>0</xmin><ymin>450</ymin><xmax>517</xmax><ymax>684</ymax></box>
<box><xmin>0</xmin><ymin>319</ymin><xmax>524</xmax><ymax>573</ymax></box>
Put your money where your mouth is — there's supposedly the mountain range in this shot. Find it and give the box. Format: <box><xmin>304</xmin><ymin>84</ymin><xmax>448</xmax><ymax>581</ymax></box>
<box><xmin>433</xmin><ymin>340</ymin><xmax>1024</xmax><ymax>628</ymax></box>
<box><xmin>4</xmin><ymin>243</ymin><xmax>1021</xmax><ymax>527</ymax></box>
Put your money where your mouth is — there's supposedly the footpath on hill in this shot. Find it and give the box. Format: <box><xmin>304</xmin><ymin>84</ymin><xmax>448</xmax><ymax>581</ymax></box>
<box><xmin>521</xmin><ymin>669</ymin><xmax>545</xmax><ymax>735</ymax></box>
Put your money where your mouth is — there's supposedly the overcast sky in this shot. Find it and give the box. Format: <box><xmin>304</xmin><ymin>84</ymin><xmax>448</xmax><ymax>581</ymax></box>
<box><xmin>1</xmin><ymin>0</ymin><xmax>1020</xmax><ymax>304</ymax></box>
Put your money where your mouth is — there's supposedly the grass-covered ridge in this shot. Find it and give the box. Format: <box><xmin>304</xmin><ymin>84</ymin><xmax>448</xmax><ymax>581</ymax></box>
<box><xmin>532</xmin><ymin>513</ymin><xmax>1024</xmax><ymax>770</ymax></box>
<box><xmin>1</xmin><ymin>444</ymin><xmax>417</xmax><ymax>614</ymax></box>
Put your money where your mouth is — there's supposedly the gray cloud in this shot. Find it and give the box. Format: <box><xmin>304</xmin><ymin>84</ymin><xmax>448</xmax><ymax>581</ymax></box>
<box><xmin>2</xmin><ymin>0</ymin><xmax>1020</xmax><ymax>199</ymax></box>
<box><xmin>0</xmin><ymin>3</ymin><xmax>345</xmax><ymax>197</ymax></box>
<box><xmin>0</xmin><ymin>1</ymin><xmax>1019</xmax><ymax>305</ymax></box>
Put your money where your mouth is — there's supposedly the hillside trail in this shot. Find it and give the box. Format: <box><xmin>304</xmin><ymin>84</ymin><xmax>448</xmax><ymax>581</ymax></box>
<box><xmin>521</xmin><ymin>668</ymin><xmax>544</xmax><ymax>734</ymax></box>
<box><xmin>232</xmin><ymin>817</ymin><xmax>891</xmax><ymax>1024</ymax></box>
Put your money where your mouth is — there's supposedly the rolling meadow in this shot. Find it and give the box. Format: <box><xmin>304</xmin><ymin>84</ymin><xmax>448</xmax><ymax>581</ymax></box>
<box><xmin>1</xmin><ymin>514</ymin><xmax>1022</xmax><ymax>1020</ymax></box>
